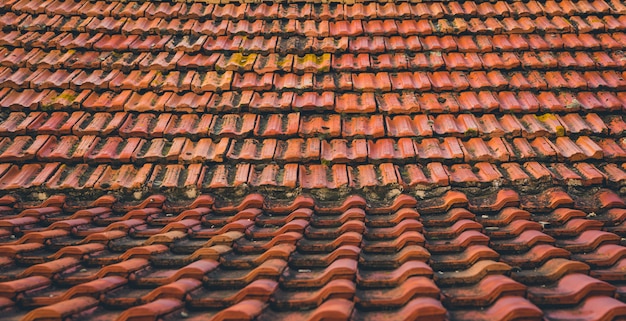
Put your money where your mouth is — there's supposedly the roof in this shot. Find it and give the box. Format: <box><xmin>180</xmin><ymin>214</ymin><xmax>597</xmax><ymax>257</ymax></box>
<box><xmin>1</xmin><ymin>0</ymin><xmax>626</xmax><ymax>319</ymax></box>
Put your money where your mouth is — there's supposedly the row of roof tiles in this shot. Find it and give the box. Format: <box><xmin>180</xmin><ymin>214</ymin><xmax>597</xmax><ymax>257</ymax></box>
<box><xmin>5</xmin><ymin>49</ymin><xmax>626</xmax><ymax>73</ymax></box>
<box><xmin>0</xmin><ymin>187</ymin><xmax>624</xmax><ymax>320</ymax></box>
<box><xmin>2</xmin><ymin>273</ymin><xmax>616</xmax><ymax>315</ymax></box>
<box><xmin>0</xmin><ymin>227</ymin><xmax>619</xmax><ymax>320</ymax></box>
<box><xmin>0</xmin><ymin>161</ymin><xmax>625</xmax><ymax>192</ymax></box>
<box><xmin>0</xmin><ymin>224</ymin><xmax>620</xmax><ymax>282</ymax></box>
<box><xmin>3</xmin><ymin>89</ymin><xmax>626</xmax><ymax>114</ymax></box>
<box><xmin>4</xmin><ymin>69</ymin><xmax>626</xmax><ymax>93</ymax></box>
<box><xmin>0</xmin><ymin>111</ymin><xmax>622</xmax><ymax>139</ymax></box>
<box><xmin>2</xmin><ymin>257</ymin><xmax>625</xmax><ymax>320</ymax></box>
<box><xmin>0</xmin><ymin>134</ymin><xmax>624</xmax><ymax>165</ymax></box>
<box><xmin>0</xmin><ymin>190</ymin><xmax>622</xmax><ymax>257</ymax></box>
<box><xmin>0</xmin><ymin>223</ymin><xmax>622</xmax><ymax>272</ymax></box>
<box><xmin>0</xmin><ymin>194</ymin><xmax>622</xmax><ymax>237</ymax></box>
<box><xmin>0</xmin><ymin>187</ymin><xmax>619</xmax><ymax>214</ymax></box>
<box><xmin>4</xmin><ymin>0</ymin><xmax>624</xmax><ymax>20</ymax></box>
<box><xmin>0</xmin><ymin>246</ymin><xmax>622</xmax><ymax>318</ymax></box>
<box><xmin>3</xmin><ymin>12</ymin><xmax>625</xmax><ymax>36</ymax></box>
<box><xmin>4</xmin><ymin>32</ymin><xmax>626</xmax><ymax>54</ymax></box>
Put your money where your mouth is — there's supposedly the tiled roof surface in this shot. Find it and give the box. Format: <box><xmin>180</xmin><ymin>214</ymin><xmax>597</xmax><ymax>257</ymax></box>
<box><xmin>1</xmin><ymin>0</ymin><xmax>626</xmax><ymax>320</ymax></box>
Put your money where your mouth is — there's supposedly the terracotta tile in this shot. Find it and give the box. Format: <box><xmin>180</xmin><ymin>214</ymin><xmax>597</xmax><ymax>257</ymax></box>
<box><xmin>389</xmin><ymin>72</ymin><xmax>432</xmax><ymax>91</ymax></box>
<box><xmin>85</xmin><ymin>137</ymin><xmax>144</xmax><ymax>164</ymax></box>
<box><xmin>215</xmin><ymin>53</ymin><xmax>257</xmax><ymax>72</ymax></box>
<box><xmin>259</xmin><ymin>299</ymin><xmax>354</xmax><ymax>321</ymax></box>
<box><xmin>0</xmin><ymin>135</ymin><xmax>47</xmax><ymax>162</ymax></box>
<box><xmin>164</xmin><ymin>114</ymin><xmax>213</xmax><ymax>139</ymax></box>
<box><xmin>461</xmin><ymin>137</ymin><xmax>511</xmax><ymax>163</ymax></box>
<box><xmin>292</xmin><ymin>92</ymin><xmax>334</xmax><ymax>112</ymax></box>
<box><xmin>246</xmin><ymin>218</ymin><xmax>307</xmax><ymax>241</ymax></box>
<box><xmin>414</xmin><ymin>137</ymin><xmax>464</xmax><ymax>162</ymax></box>
<box><xmin>365</xmin><ymin>219</ymin><xmax>422</xmax><ymax>242</ymax></box>
<box><xmin>165</xmin><ymin>34</ymin><xmax>208</xmax><ymax>53</ymax></box>
<box><xmin>573</xmin><ymin>243</ymin><xmax>626</xmax><ymax>268</ymax></box>
<box><xmin>177</xmin><ymin>53</ymin><xmax>221</xmax><ymax>71</ymax></box>
<box><xmin>442</xmin><ymin>274</ymin><xmax>525</xmax><ymax>308</ymax></box>
<box><xmin>206</xmin><ymin>91</ymin><xmax>254</xmax><ymax>113</ymax></box>
<box><xmin>371</xmin><ymin>53</ymin><xmax>408</xmax><ymax>70</ymax></box>
<box><xmin>280</xmin><ymin>258</ymin><xmax>357</xmax><ymax>289</ymax></box>
<box><xmin>443</xmin><ymin>52</ymin><xmax>481</xmax><ymax>70</ymax></box>
<box><xmin>179</xmin><ymin>138</ymin><xmax>229</xmax><ymax>163</ymax></box>
<box><xmin>386</xmin><ymin>115</ymin><xmax>432</xmax><ymax>137</ymax></box>
<box><xmin>349</xmin><ymin>164</ymin><xmax>401</xmax><ymax>191</ymax></box>
<box><xmin>131</xmin><ymin>138</ymin><xmax>182</xmax><ymax>164</ymax></box>
<box><xmin>0</xmin><ymin>112</ymin><xmax>35</xmax><ymax>135</ymax></box>
<box><xmin>544</xmin><ymin>296</ymin><xmax>626</xmax><ymax>321</ymax></box>
<box><xmin>335</xmin><ymin>93</ymin><xmax>376</xmax><ymax>114</ymax></box>
<box><xmin>119</xmin><ymin>113</ymin><xmax>172</xmax><ymax>139</ymax></box>
<box><xmin>164</xmin><ymin>92</ymin><xmax>212</xmax><ymax>113</ymax></box>
<box><xmin>299</xmin><ymin>164</ymin><xmax>349</xmax><ymax>190</ymax></box>
<box><xmin>273</xmin><ymin>73</ymin><xmax>313</xmax><ymax>91</ymax></box>
<box><xmin>305</xmin><ymin>220</ymin><xmax>364</xmax><ymax>240</ymax></box>
<box><xmin>231</xmin><ymin>72</ymin><xmax>273</xmax><ymax>91</ymax></box>
<box><xmin>274</xmin><ymin>138</ymin><xmax>320</xmax><ymax>163</ymax></box>
<box><xmin>528</xmin><ymin>272</ymin><xmax>615</xmax><ymax>306</ymax></box>
<box><xmin>384</xmin><ymin>35</ymin><xmax>423</xmax><ymax>52</ymax></box>
<box><xmin>0</xmin><ymin>89</ymin><xmax>52</xmax><ymax>111</ymax></box>
<box><xmin>497</xmin><ymin>91</ymin><xmax>540</xmax><ymax>113</ymax></box>
<box><xmin>342</xmin><ymin>115</ymin><xmax>384</xmax><ymax>138</ymax></box>
<box><xmin>190</xmin><ymin>71</ymin><xmax>233</xmax><ymax>93</ymax></box>
<box><xmin>353</xmin><ymin>297</ymin><xmax>446</xmax><ymax>321</ymax></box>
<box><xmin>22</xmin><ymin>296</ymin><xmax>100</xmax><ymax>321</ymax></box>
<box><xmin>210</xmin><ymin>114</ymin><xmax>257</xmax><ymax>138</ymax></box>
<box><xmin>329</xmin><ymin>20</ymin><xmax>363</xmax><ymax>37</ymax></box>
<box><xmin>512</xmin><ymin>257</ymin><xmax>590</xmax><ymax>285</ymax></box>
<box><xmin>114</xmin><ymin>298</ymin><xmax>183</xmax><ymax>321</ymax></box>
<box><xmin>435</xmin><ymin>258</ymin><xmax>510</xmax><ymax>285</ymax></box>
<box><xmin>253</xmin><ymin>53</ymin><xmax>293</xmax><ymax>74</ymax></box>
<box><xmin>310</xmin><ymin>208</ymin><xmax>365</xmax><ymax>228</ymax></box>
<box><xmin>352</xmin><ymin>72</ymin><xmax>391</xmax><ymax>92</ymax></box>
<box><xmin>0</xmin><ymin>163</ymin><xmax>59</xmax><ymax>190</ymax></box>
<box><xmin>188</xmin><ymin>278</ymin><xmax>275</xmax><ymax>309</ymax></box>
<box><xmin>46</xmin><ymin>164</ymin><xmax>104</xmax><ymax>191</ymax></box>
<box><xmin>397</xmin><ymin>20</ymin><xmax>433</xmax><ymax>36</ymax></box>
<box><xmin>398</xmin><ymin>163</ymin><xmax>449</xmax><ymax>190</ymax></box>
<box><xmin>450</xmin><ymin>297</ymin><xmax>542</xmax><ymax>321</ymax></box>
<box><xmin>355</xmin><ymin>275</ymin><xmax>437</xmax><ymax>308</ymax></box>
<box><xmin>377</xmin><ymin>92</ymin><xmax>421</xmax><ymax>114</ymax></box>
<box><xmin>557</xmin><ymin>230</ymin><xmax>620</xmax><ymax>253</ymax></box>
<box><xmin>271</xmin><ymin>279</ymin><xmax>354</xmax><ymax>310</ymax></box>
<box><xmin>253</xmin><ymin>113</ymin><xmax>299</xmax><ymax>138</ymax></box>
<box><xmin>367</xmin><ymin>139</ymin><xmax>415</xmax><ymax>163</ymax></box>
<box><xmin>332</xmin><ymin>53</ymin><xmax>369</xmax><ymax>72</ymax></box>
<box><xmin>299</xmin><ymin>114</ymin><xmax>341</xmax><ymax>138</ymax></box>
<box><xmin>362</xmin><ymin>230</ymin><xmax>425</xmax><ymax>253</ymax></box>
<box><xmin>350</xmin><ymin>36</ymin><xmax>387</xmax><ymax>53</ymax></box>
<box><xmin>292</xmin><ymin>54</ymin><xmax>331</xmax><ymax>73</ymax></box>
<box><xmin>70</xmin><ymin>69</ymin><xmax>120</xmax><ymax>91</ymax></box>
<box><xmin>432</xmin><ymin>114</ymin><xmax>476</xmax><ymax>137</ymax></box>
<box><xmin>321</xmin><ymin>139</ymin><xmax>367</xmax><ymax>164</ymax></box>
<box><xmin>358</xmin><ymin>260</ymin><xmax>432</xmax><ymax>288</ymax></box>
<box><xmin>124</xmin><ymin>92</ymin><xmax>173</xmax><ymax>113</ymax></box>
<box><xmin>93</xmin><ymin>164</ymin><xmax>152</xmax><ymax>191</ymax></box>
<box><xmin>248</xmin><ymin>92</ymin><xmax>292</xmax><ymax>113</ymax></box>
<box><xmin>313</xmin><ymin>73</ymin><xmax>353</xmax><ymax>91</ymax></box>
<box><xmin>226</xmin><ymin>139</ymin><xmax>275</xmax><ymax>163</ymax></box>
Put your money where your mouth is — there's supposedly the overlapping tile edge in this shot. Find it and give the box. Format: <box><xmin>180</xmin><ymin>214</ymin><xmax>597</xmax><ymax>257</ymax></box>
<box><xmin>2</xmin><ymin>0</ymin><xmax>626</xmax><ymax>320</ymax></box>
